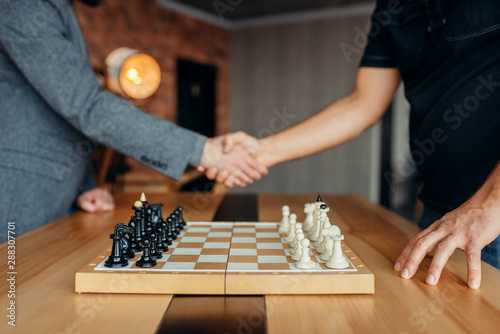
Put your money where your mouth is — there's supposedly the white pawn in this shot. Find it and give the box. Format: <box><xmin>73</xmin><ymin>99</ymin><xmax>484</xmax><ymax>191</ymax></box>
<box><xmin>303</xmin><ymin>203</ymin><xmax>315</xmax><ymax>232</ymax></box>
<box><xmin>295</xmin><ymin>238</ymin><xmax>316</xmax><ymax>270</ymax></box>
<box><xmin>290</xmin><ymin>225</ymin><xmax>303</xmax><ymax>249</ymax></box>
<box><xmin>326</xmin><ymin>235</ymin><xmax>349</xmax><ymax>269</ymax></box>
<box><xmin>320</xmin><ymin>238</ymin><xmax>334</xmax><ymax>261</ymax></box>
<box><xmin>285</xmin><ymin>214</ymin><xmax>297</xmax><ymax>243</ymax></box>
<box><xmin>316</xmin><ymin>228</ymin><xmax>330</xmax><ymax>253</ymax></box>
<box><xmin>278</xmin><ymin>205</ymin><xmax>290</xmax><ymax>233</ymax></box>
<box><xmin>310</xmin><ymin>204</ymin><xmax>328</xmax><ymax>241</ymax></box>
<box><xmin>291</xmin><ymin>232</ymin><xmax>305</xmax><ymax>260</ymax></box>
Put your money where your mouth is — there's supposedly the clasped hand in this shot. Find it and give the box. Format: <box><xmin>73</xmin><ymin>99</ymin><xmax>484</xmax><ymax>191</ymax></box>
<box><xmin>198</xmin><ymin>133</ymin><xmax>268</xmax><ymax>188</ymax></box>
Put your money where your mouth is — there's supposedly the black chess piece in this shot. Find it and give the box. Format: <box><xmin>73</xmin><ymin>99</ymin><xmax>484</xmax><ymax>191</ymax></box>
<box><xmin>105</xmin><ymin>223</ymin><xmax>134</xmax><ymax>268</ymax></box>
<box><xmin>121</xmin><ymin>230</ymin><xmax>135</xmax><ymax>260</ymax></box>
<box><xmin>320</xmin><ymin>203</ymin><xmax>327</xmax><ymax>210</ymax></box>
<box><xmin>128</xmin><ymin>215</ymin><xmax>141</xmax><ymax>253</ymax></box>
<box><xmin>145</xmin><ymin>204</ymin><xmax>153</xmax><ymax>236</ymax></box>
<box><xmin>172</xmin><ymin>211</ymin><xmax>181</xmax><ymax>233</ymax></box>
<box><xmin>156</xmin><ymin>226</ymin><xmax>169</xmax><ymax>252</ymax></box>
<box><xmin>316</xmin><ymin>194</ymin><xmax>323</xmax><ymax>202</ymax></box>
<box><xmin>149</xmin><ymin>233</ymin><xmax>163</xmax><ymax>260</ymax></box>
<box><xmin>177</xmin><ymin>206</ymin><xmax>186</xmax><ymax>228</ymax></box>
<box><xmin>167</xmin><ymin>217</ymin><xmax>177</xmax><ymax>240</ymax></box>
<box><xmin>132</xmin><ymin>202</ymin><xmax>145</xmax><ymax>252</ymax></box>
<box><xmin>136</xmin><ymin>239</ymin><xmax>157</xmax><ymax>268</ymax></box>
<box><xmin>162</xmin><ymin>221</ymin><xmax>173</xmax><ymax>245</ymax></box>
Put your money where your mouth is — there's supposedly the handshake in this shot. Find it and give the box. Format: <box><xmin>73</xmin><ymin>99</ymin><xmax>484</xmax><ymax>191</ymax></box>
<box><xmin>198</xmin><ymin>132</ymin><xmax>272</xmax><ymax>188</ymax></box>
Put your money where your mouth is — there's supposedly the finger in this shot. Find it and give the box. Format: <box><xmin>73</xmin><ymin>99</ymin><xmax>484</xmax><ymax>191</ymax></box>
<box><xmin>400</xmin><ymin>230</ymin><xmax>446</xmax><ymax>279</ymax></box>
<box><xmin>244</xmin><ymin>154</ymin><xmax>268</xmax><ymax>177</ymax></box>
<box><xmin>235</xmin><ymin>172</ymin><xmax>253</xmax><ymax>185</ymax></box>
<box><xmin>79</xmin><ymin>199</ymin><xmax>96</xmax><ymax>213</ymax></box>
<box><xmin>224</xmin><ymin>174</ymin><xmax>235</xmax><ymax>188</ymax></box>
<box><xmin>394</xmin><ymin>227</ymin><xmax>438</xmax><ymax>271</ymax></box>
<box><xmin>466</xmin><ymin>245</ymin><xmax>482</xmax><ymax>289</ymax></box>
<box><xmin>425</xmin><ymin>235</ymin><xmax>459</xmax><ymax>285</ymax></box>
<box><xmin>215</xmin><ymin>170</ymin><xmax>230</xmax><ymax>184</ymax></box>
<box><xmin>206</xmin><ymin>167</ymin><xmax>219</xmax><ymax>180</ymax></box>
<box><xmin>223</xmin><ymin>132</ymin><xmax>246</xmax><ymax>153</ymax></box>
<box><xmin>197</xmin><ymin>165</ymin><xmax>206</xmax><ymax>172</ymax></box>
<box><xmin>233</xmin><ymin>152</ymin><xmax>263</xmax><ymax>181</ymax></box>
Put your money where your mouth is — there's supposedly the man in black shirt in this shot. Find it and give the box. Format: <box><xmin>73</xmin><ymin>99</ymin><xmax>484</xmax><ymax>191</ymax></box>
<box><xmin>214</xmin><ymin>0</ymin><xmax>500</xmax><ymax>289</ymax></box>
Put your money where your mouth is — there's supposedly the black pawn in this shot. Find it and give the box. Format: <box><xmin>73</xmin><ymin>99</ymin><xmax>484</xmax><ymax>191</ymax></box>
<box><xmin>162</xmin><ymin>221</ymin><xmax>173</xmax><ymax>245</ymax></box>
<box><xmin>136</xmin><ymin>239</ymin><xmax>157</xmax><ymax>268</ymax></box>
<box><xmin>105</xmin><ymin>233</ymin><xmax>129</xmax><ymax>268</ymax></box>
<box><xmin>149</xmin><ymin>233</ymin><xmax>163</xmax><ymax>260</ymax></box>
<box><xmin>172</xmin><ymin>212</ymin><xmax>181</xmax><ymax>233</ymax></box>
<box><xmin>167</xmin><ymin>217</ymin><xmax>177</xmax><ymax>240</ymax></box>
<box><xmin>156</xmin><ymin>226</ymin><xmax>169</xmax><ymax>252</ymax></box>
<box><xmin>177</xmin><ymin>206</ymin><xmax>187</xmax><ymax>228</ymax></box>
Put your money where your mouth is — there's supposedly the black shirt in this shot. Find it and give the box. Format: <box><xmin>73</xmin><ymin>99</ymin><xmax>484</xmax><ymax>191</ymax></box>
<box><xmin>360</xmin><ymin>0</ymin><xmax>500</xmax><ymax>215</ymax></box>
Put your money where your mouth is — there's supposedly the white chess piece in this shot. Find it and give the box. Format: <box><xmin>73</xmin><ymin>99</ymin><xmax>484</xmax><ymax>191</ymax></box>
<box><xmin>278</xmin><ymin>205</ymin><xmax>290</xmax><ymax>233</ymax></box>
<box><xmin>313</xmin><ymin>209</ymin><xmax>330</xmax><ymax>248</ymax></box>
<box><xmin>303</xmin><ymin>203</ymin><xmax>315</xmax><ymax>232</ymax></box>
<box><xmin>290</xmin><ymin>225</ymin><xmax>303</xmax><ymax>249</ymax></box>
<box><xmin>285</xmin><ymin>213</ymin><xmax>297</xmax><ymax>243</ymax></box>
<box><xmin>317</xmin><ymin>223</ymin><xmax>338</xmax><ymax>254</ymax></box>
<box><xmin>320</xmin><ymin>238</ymin><xmax>334</xmax><ymax>261</ymax></box>
<box><xmin>310</xmin><ymin>205</ymin><xmax>328</xmax><ymax>242</ymax></box>
<box><xmin>326</xmin><ymin>235</ymin><xmax>349</xmax><ymax>269</ymax></box>
<box><xmin>316</xmin><ymin>229</ymin><xmax>330</xmax><ymax>253</ymax></box>
<box><xmin>295</xmin><ymin>238</ymin><xmax>316</xmax><ymax>269</ymax></box>
<box><xmin>291</xmin><ymin>232</ymin><xmax>305</xmax><ymax>260</ymax></box>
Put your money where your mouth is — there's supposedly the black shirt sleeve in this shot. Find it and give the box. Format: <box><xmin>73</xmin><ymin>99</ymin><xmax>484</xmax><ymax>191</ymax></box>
<box><xmin>359</xmin><ymin>8</ymin><xmax>397</xmax><ymax>68</ymax></box>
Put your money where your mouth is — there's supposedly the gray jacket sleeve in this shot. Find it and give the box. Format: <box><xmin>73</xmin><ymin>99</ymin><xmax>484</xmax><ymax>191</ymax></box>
<box><xmin>0</xmin><ymin>0</ymin><xmax>206</xmax><ymax>180</ymax></box>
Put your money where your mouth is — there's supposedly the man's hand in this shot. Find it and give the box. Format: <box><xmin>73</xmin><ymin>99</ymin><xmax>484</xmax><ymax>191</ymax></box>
<box><xmin>201</xmin><ymin>132</ymin><xmax>271</xmax><ymax>186</ymax></box>
<box><xmin>395</xmin><ymin>166</ymin><xmax>500</xmax><ymax>289</ymax></box>
<box><xmin>198</xmin><ymin>135</ymin><xmax>268</xmax><ymax>188</ymax></box>
<box><xmin>77</xmin><ymin>187</ymin><xmax>115</xmax><ymax>212</ymax></box>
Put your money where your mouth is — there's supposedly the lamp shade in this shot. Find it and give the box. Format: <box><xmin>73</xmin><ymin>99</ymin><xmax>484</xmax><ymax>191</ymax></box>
<box><xmin>105</xmin><ymin>47</ymin><xmax>161</xmax><ymax>99</ymax></box>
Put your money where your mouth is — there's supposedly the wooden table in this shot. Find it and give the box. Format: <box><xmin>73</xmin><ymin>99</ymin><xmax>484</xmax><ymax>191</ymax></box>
<box><xmin>1</xmin><ymin>193</ymin><xmax>500</xmax><ymax>334</ymax></box>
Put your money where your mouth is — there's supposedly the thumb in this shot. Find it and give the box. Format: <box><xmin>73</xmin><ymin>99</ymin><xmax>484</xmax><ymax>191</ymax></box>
<box><xmin>223</xmin><ymin>131</ymin><xmax>249</xmax><ymax>153</ymax></box>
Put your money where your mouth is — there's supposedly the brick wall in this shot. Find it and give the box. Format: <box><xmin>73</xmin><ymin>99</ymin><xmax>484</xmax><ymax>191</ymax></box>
<box><xmin>74</xmin><ymin>0</ymin><xmax>230</xmax><ymax>135</ymax></box>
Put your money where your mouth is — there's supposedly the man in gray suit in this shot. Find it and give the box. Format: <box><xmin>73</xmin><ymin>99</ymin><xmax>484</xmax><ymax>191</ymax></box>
<box><xmin>0</xmin><ymin>0</ymin><xmax>266</xmax><ymax>242</ymax></box>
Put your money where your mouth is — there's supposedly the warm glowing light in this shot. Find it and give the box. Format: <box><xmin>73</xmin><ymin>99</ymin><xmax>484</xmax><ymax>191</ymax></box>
<box><xmin>126</xmin><ymin>68</ymin><xmax>138</xmax><ymax>80</ymax></box>
<box><xmin>105</xmin><ymin>48</ymin><xmax>161</xmax><ymax>99</ymax></box>
<box><xmin>119</xmin><ymin>54</ymin><xmax>161</xmax><ymax>99</ymax></box>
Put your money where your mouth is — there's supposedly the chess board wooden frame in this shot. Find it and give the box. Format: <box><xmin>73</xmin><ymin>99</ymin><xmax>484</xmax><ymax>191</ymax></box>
<box><xmin>75</xmin><ymin>222</ymin><xmax>374</xmax><ymax>295</ymax></box>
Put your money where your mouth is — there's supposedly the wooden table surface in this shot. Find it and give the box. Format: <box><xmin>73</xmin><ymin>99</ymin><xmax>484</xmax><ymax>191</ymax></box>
<box><xmin>1</xmin><ymin>193</ymin><xmax>500</xmax><ymax>334</ymax></box>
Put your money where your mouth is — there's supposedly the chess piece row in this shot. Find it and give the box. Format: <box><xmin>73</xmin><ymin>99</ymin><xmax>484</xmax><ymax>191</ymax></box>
<box><xmin>104</xmin><ymin>193</ymin><xmax>185</xmax><ymax>268</ymax></box>
<box><xmin>279</xmin><ymin>196</ymin><xmax>349</xmax><ymax>270</ymax></box>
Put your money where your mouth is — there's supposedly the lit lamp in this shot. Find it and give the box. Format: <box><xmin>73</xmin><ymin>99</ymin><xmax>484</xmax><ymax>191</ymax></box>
<box><xmin>105</xmin><ymin>47</ymin><xmax>161</xmax><ymax>99</ymax></box>
<box><xmin>97</xmin><ymin>48</ymin><xmax>161</xmax><ymax>188</ymax></box>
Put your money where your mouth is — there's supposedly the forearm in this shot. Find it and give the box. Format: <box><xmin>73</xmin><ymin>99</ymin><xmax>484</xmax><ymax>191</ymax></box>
<box><xmin>260</xmin><ymin>95</ymin><xmax>372</xmax><ymax>166</ymax></box>
<box><xmin>468</xmin><ymin>163</ymin><xmax>500</xmax><ymax>207</ymax></box>
<box><xmin>259</xmin><ymin>67</ymin><xmax>401</xmax><ymax>167</ymax></box>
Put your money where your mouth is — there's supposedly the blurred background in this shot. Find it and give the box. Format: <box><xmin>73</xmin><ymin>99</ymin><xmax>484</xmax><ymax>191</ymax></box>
<box><xmin>76</xmin><ymin>0</ymin><xmax>420</xmax><ymax>221</ymax></box>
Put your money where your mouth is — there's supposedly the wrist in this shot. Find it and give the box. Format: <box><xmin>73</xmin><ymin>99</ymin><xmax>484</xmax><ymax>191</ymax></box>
<box><xmin>260</xmin><ymin>136</ymin><xmax>281</xmax><ymax>167</ymax></box>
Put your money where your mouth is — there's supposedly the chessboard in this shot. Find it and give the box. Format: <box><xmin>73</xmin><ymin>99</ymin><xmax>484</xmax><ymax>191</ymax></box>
<box><xmin>76</xmin><ymin>220</ymin><xmax>374</xmax><ymax>295</ymax></box>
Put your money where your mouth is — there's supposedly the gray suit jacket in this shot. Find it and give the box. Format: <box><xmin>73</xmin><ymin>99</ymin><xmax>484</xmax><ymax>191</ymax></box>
<box><xmin>0</xmin><ymin>0</ymin><xmax>206</xmax><ymax>241</ymax></box>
